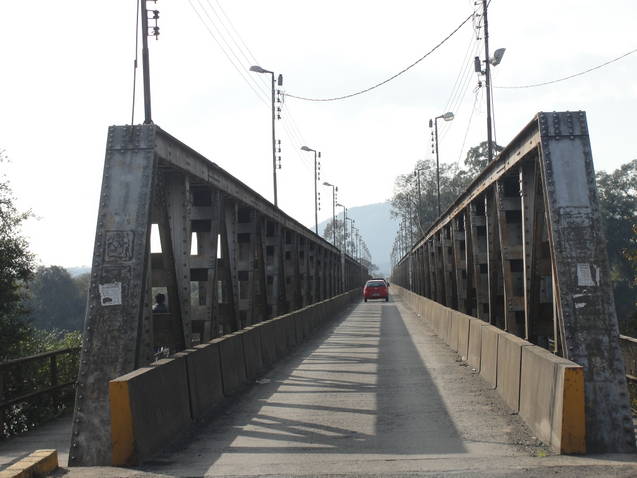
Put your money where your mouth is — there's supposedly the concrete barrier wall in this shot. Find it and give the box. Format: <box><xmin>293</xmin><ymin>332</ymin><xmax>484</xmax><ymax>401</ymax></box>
<box><xmin>496</xmin><ymin>333</ymin><xmax>532</xmax><ymax>412</ymax></box>
<box><xmin>393</xmin><ymin>285</ymin><xmax>586</xmax><ymax>454</ymax></box>
<box><xmin>110</xmin><ymin>357</ymin><xmax>191</xmax><ymax>466</ymax></box>
<box><xmin>108</xmin><ymin>288</ymin><xmax>360</xmax><ymax>465</ymax></box>
<box><xmin>456</xmin><ymin>313</ymin><xmax>471</xmax><ymax>361</ymax></box>
<box><xmin>619</xmin><ymin>335</ymin><xmax>637</xmax><ymax>379</ymax></box>
<box><xmin>479</xmin><ymin>325</ymin><xmax>502</xmax><ymax>388</ymax></box>
<box><xmin>176</xmin><ymin>343</ymin><xmax>224</xmax><ymax>420</ymax></box>
<box><xmin>467</xmin><ymin>318</ymin><xmax>486</xmax><ymax>371</ymax></box>
<box><xmin>519</xmin><ymin>345</ymin><xmax>586</xmax><ymax>453</ymax></box>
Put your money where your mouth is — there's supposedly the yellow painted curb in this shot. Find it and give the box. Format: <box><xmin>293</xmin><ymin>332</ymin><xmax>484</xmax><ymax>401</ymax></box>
<box><xmin>110</xmin><ymin>379</ymin><xmax>135</xmax><ymax>465</ymax></box>
<box><xmin>0</xmin><ymin>449</ymin><xmax>58</xmax><ymax>478</ymax></box>
<box><xmin>560</xmin><ymin>366</ymin><xmax>586</xmax><ymax>453</ymax></box>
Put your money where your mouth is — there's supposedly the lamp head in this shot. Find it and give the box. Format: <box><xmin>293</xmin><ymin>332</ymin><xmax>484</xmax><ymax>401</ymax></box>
<box><xmin>323</xmin><ymin>181</ymin><xmax>332</xmax><ymax>187</ymax></box>
<box><xmin>442</xmin><ymin>112</ymin><xmax>454</xmax><ymax>121</ymax></box>
<box><xmin>301</xmin><ymin>146</ymin><xmax>312</xmax><ymax>152</ymax></box>
<box><xmin>249</xmin><ymin>65</ymin><xmax>268</xmax><ymax>74</ymax></box>
<box><xmin>490</xmin><ymin>48</ymin><xmax>506</xmax><ymax>66</ymax></box>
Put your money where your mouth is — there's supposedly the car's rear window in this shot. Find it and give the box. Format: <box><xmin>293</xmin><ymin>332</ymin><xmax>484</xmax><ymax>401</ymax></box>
<box><xmin>366</xmin><ymin>280</ymin><xmax>386</xmax><ymax>287</ymax></box>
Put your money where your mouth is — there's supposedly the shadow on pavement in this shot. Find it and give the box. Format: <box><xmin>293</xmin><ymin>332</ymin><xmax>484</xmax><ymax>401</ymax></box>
<box><xmin>142</xmin><ymin>297</ymin><xmax>465</xmax><ymax>476</ymax></box>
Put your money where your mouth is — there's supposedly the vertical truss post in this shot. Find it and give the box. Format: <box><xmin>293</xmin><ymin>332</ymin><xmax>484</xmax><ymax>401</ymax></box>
<box><xmin>538</xmin><ymin>111</ymin><xmax>634</xmax><ymax>452</ymax></box>
<box><xmin>69</xmin><ymin>126</ymin><xmax>156</xmax><ymax>466</ymax></box>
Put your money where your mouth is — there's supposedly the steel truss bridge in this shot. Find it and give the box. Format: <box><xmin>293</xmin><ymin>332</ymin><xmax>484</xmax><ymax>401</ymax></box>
<box><xmin>391</xmin><ymin>111</ymin><xmax>634</xmax><ymax>453</ymax></box>
<box><xmin>68</xmin><ymin>125</ymin><xmax>369</xmax><ymax>465</ymax></box>
<box><xmin>52</xmin><ymin>111</ymin><xmax>634</xmax><ymax>469</ymax></box>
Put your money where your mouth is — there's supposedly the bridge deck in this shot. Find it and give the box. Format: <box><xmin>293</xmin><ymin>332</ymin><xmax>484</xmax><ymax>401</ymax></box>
<box><xmin>3</xmin><ymin>293</ymin><xmax>636</xmax><ymax>476</ymax></box>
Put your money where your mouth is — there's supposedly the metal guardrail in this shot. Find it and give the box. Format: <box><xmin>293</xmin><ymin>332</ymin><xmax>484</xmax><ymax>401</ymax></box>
<box><xmin>0</xmin><ymin>347</ymin><xmax>80</xmax><ymax>411</ymax></box>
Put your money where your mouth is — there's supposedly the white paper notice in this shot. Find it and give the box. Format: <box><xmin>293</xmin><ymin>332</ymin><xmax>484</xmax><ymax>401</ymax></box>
<box><xmin>576</xmin><ymin>263</ymin><xmax>596</xmax><ymax>287</ymax></box>
<box><xmin>99</xmin><ymin>282</ymin><xmax>122</xmax><ymax>306</ymax></box>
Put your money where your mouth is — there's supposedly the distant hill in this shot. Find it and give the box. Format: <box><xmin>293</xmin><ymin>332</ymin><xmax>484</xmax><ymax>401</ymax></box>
<box><xmin>66</xmin><ymin>266</ymin><xmax>91</xmax><ymax>277</ymax></box>
<box><xmin>318</xmin><ymin>202</ymin><xmax>398</xmax><ymax>276</ymax></box>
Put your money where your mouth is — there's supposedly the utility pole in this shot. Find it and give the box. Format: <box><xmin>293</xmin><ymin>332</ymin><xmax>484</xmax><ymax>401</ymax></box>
<box><xmin>414</xmin><ymin>168</ymin><xmax>423</xmax><ymax>232</ymax></box>
<box><xmin>483</xmin><ymin>0</ymin><xmax>494</xmax><ymax>163</ymax></box>
<box><xmin>140</xmin><ymin>0</ymin><xmax>159</xmax><ymax>124</ymax></box>
<box><xmin>250</xmin><ymin>66</ymin><xmax>282</xmax><ymax>207</ymax></box>
<box><xmin>300</xmin><ymin>146</ymin><xmax>320</xmax><ymax>233</ymax></box>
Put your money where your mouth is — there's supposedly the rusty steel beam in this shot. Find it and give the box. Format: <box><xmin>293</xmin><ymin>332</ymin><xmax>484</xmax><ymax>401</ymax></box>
<box><xmin>392</xmin><ymin>111</ymin><xmax>634</xmax><ymax>453</ymax></box>
<box><xmin>69</xmin><ymin>125</ymin><xmax>368</xmax><ymax>466</ymax></box>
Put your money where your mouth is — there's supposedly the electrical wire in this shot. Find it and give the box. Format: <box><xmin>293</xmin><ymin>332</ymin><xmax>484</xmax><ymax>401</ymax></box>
<box><xmin>496</xmin><ymin>47</ymin><xmax>637</xmax><ymax>89</ymax></box>
<box><xmin>194</xmin><ymin>0</ymin><xmax>271</xmax><ymax>103</ymax></box>
<box><xmin>285</xmin><ymin>11</ymin><xmax>475</xmax><ymax>102</ymax></box>
<box><xmin>189</xmin><ymin>0</ymin><xmax>315</xmax><ymax>175</ymax></box>
<box><xmin>130</xmin><ymin>0</ymin><xmax>141</xmax><ymax>125</ymax></box>
<box><xmin>439</xmin><ymin>40</ymin><xmax>482</xmax><ymax>142</ymax></box>
<box><xmin>456</xmin><ymin>87</ymin><xmax>482</xmax><ymax>163</ymax></box>
<box><xmin>188</xmin><ymin>0</ymin><xmax>270</xmax><ymax>106</ymax></box>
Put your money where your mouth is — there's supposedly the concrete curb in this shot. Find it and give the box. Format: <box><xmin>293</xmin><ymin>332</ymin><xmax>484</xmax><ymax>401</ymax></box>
<box><xmin>0</xmin><ymin>449</ymin><xmax>58</xmax><ymax>478</ymax></box>
<box><xmin>108</xmin><ymin>288</ymin><xmax>361</xmax><ymax>465</ymax></box>
<box><xmin>393</xmin><ymin>285</ymin><xmax>586</xmax><ymax>454</ymax></box>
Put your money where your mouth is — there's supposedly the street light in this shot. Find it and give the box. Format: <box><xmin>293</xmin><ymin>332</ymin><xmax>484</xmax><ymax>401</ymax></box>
<box><xmin>414</xmin><ymin>167</ymin><xmax>426</xmax><ymax>231</ymax></box>
<box><xmin>301</xmin><ymin>146</ymin><xmax>320</xmax><ymax>234</ymax></box>
<box><xmin>336</xmin><ymin>202</ymin><xmax>347</xmax><ymax>291</ymax></box>
<box><xmin>429</xmin><ymin>112</ymin><xmax>454</xmax><ymax>216</ymax></box>
<box><xmin>345</xmin><ymin>218</ymin><xmax>355</xmax><ymax>256</ymax></box>
<box><xmin>323</xmin><ymin>182</ymin><xmax>338</xmax><ymax>247</ymax></box>
<box><xmin>473</xmin><ymin>0</ymin><xmax>506</xmax><ymax>163</ymax></box>
<box><xmin>249</xmin><ymin>65</ymin><xmax>283</xmax><ymax>207</ymax></box>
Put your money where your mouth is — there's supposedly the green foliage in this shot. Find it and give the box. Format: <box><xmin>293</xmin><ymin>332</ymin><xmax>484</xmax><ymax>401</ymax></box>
<box><xmin>1</xmin><ymin>330</ymin><xmax>81</xmax><ymax>438</ymax></box>
<box><xmin>463</xmin><ymin>140</ymin><xmax>504</xmax><ymax>178</ymax></box>
<box><xmin>25</xmin><ymin>266</ymin><xmax>88</xmax><ymax>331</ymax></box>
<box><xmin>596</xmin><ymin>159</ymin><xmax>637</xmax><ymax>334</ymax></box>
<box><xmin>390</xmin><ymin>142</ymin><xmax>504</xmax><ymax>243</ymax></box>
<box><xmin>0</xmin><ymin>151</ymin><xmax>36</xmax><ymax>361</ymax></box>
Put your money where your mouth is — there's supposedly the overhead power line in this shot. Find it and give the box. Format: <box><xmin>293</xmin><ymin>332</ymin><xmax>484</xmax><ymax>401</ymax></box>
<box><xmin>285</xmin><ymin>12</ymin><xmax>475</xmax><ymax>102</ymax></box>
<box><xmin>496</xmin><ymin>47</ymin><xmax>637</xmax><ymax>89</ymax></box>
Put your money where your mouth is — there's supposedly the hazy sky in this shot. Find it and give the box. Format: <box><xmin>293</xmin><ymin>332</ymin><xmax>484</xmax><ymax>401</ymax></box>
<box><xmin>1</xmin><ymin>1</ymin><xmax>636</xmax><ymax>267</ymax></box>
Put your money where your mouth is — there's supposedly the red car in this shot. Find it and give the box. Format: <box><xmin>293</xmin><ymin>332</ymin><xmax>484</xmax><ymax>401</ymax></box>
<box><xmin>363</xmin><ymin>279</ymin><xmax>389</xmax><ymax>302</ymax></box>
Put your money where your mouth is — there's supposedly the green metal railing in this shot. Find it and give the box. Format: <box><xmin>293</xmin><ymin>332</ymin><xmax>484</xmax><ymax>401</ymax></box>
<box><xmin>1</xmin><ymin>347</ymin><xmax>80</xmax><ymax>438</ymax></box>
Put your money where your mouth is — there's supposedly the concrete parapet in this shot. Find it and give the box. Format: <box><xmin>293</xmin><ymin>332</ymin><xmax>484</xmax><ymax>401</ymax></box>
<box><xmin>519</xmin><ymin>345</ymin><xmax>586</xmax><ymax>453</ymax></box>
<box><xmin>109</xmin><ymin>357</ymin><xmax>191</xmax><ymax>465</ymax></box>
<box><xmin>242</xmin><ymin>326</ymin><xmax>265</xmax><ymax>380</ymax></box>
<box><xmin>619</xmin><ymin>335</ymin><xmax>637</xmax><ymax>379</ymax></box>
<box><xmin>177</xmin><ymin>343</ymin><xmax>223</xmax><ymax>420</ymax></box>
<box><xmin>258</xmin><ymin>319</ymin><xmax>279</xmax><ymax>367</ymax></box>
<box><xmin>467</xmin><ymin>318</ymin><xmax>487</xmax><ymax>371</ymax></box>
<box><xmin>216</xmin><ymin>332</ymin><xmax>248</xmax><ymax>396</ymax></box>
<box><xmin>391</xmin><ymin>284</ymin><xmax>587</xmax><ymax>454</ymax></box>
<box><xmin>456</xmin><ymin>313</ymin><xmax>471</xmax><ymax>361</ymax></box>
<box><xmin>273</xmin><ymin>316</ymin><xmax>290</xmax><ymax>357</ymax></box>
<box><xmin>496</xmin><ymin>333</ymin><xmax>532</xmax><ymax>412</ymax></box>
<box><xmin>479</xmin><ymin>325</ymin><xmax>503</xmax><ymax>388</ymax></box>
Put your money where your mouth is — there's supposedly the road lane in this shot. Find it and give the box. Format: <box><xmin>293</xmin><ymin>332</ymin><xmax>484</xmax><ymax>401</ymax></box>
<box><xmin>46</xmin><ymin>293</ymin><xmax>637</xmax><ymax>476</ymax></box>
<box><xmin>139</xmin><ymin>294</ymin><xmax>545</xmax><ymax>475</ymax></box>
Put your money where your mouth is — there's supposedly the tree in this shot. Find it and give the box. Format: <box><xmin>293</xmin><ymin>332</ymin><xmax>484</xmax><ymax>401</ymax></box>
<box><xmin>0</xmin><ymin>151</ymin><xmax>36</xmax><ymax>360</ymax></box>
<box><xmin>596</xmin><ymin>159</ymin><xmax>637</xmax><ymax>334</ymax></box>
<box><xmin>25</xmin><ymin>266</ymin><xmax>87</xmax><ymax>331</ymax></box>
<box><xmin>390</xmin><ymin>141</ymin><xmax>505</xmax><ymax>245</ymax></box>
<box><xmin>322</xmin><ymin>218</ymin><xmax>357</xmax><ymax>254</ymax></box>
<box><xmin>464</xmin><ymin>140</ymin><xmax>504</xmax><ymax>178</ymax></box>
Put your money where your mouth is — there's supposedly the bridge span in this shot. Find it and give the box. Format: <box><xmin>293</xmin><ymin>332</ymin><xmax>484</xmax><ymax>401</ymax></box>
<box><xmin>2</xmin><ymin>111</ymin><xmax>636</xmax><ymax>476</ymax></box>
<box><xmin>4</xmin><ymin>293</ymin><xmax>637</xmax><ymax>477</ymax></box>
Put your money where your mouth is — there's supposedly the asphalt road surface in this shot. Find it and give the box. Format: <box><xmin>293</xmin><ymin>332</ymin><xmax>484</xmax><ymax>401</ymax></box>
<box><xmin>5</xmin><ymin>292</ymin><xmax>637</xmax><ymax>477</ymax></box>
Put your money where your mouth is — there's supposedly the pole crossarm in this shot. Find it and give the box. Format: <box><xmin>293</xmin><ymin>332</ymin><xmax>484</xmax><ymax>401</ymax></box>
<box><xmin>392</xmin><ymin>111</ymin><xmax>634</xmax><ymax>453</ymax></box>
<box><xmin>69</xmin><ymin>124</ymin><xmax>367</xmax><ymax>466</ymax></box>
